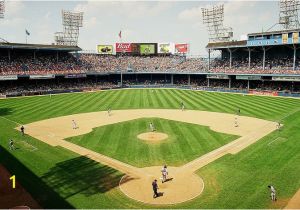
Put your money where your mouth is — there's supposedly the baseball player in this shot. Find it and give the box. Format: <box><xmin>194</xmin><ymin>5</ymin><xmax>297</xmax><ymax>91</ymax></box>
<box><xmin>72</xmin><ymin>120</ymin><xmax>78</xmax><ymax>129</ymax></box>
<box><xmin>149</xmin><ymin>122</ymin><xmax>155</xmax><ymax>132</ymax></box>
<box><xmin>108</xmin><ymin>107</ymin><xmax>111</xmax><ymax>116</ymax></box>
<box><xmin>152</xmin><ymin>179</ymin><xmax>159</xmax><ymax>198</ymax></box>
<box><xmin>9</xmin><ymin>139</ymin><xmax>15</xmax><ymax>150</ymax></box>
<box><xmin>277</xmin><ymin>122</ymin><xmax>281</xmax><ymax>130</ymax></box>
<box><xmin>234</xmin><ymin>117</ymin><xmax>238</xmax><ymax>127</ymax></box>
<box><xmin>181</xmin><ymin>101</ymin><xmax>185</xmax><ymax>111</ymax></box>
<box><xmin>237</xmin><ymin>108</ymin><xmax>241</xmax><ymax>116</ymax></box>
<box><xmin>161</xmin><ymin>165</ymin><xmax>168</xmax><ymax>183</ymax></box>
<box><xmin>20</xmin><ymin>125</ymin><xmax>25</xmax><ymax>136</ymax></box>
<box><xmin>268</xmin><ymin>185</ymin><xmax>277</xmax><ymax>201</ymax></box>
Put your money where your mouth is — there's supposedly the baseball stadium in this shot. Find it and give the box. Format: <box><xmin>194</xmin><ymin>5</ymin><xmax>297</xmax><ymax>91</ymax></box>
<box><xmin>0</xmin><ymin>1</ymin><xmax>300</xmax><ymax>209</ymax></box>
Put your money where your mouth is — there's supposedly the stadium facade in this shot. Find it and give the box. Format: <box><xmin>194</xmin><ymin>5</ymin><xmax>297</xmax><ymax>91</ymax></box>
<box><xmin>1</xmin><ymin>29</ymin><xmax>300</xmax><ymax>98</ymax></box>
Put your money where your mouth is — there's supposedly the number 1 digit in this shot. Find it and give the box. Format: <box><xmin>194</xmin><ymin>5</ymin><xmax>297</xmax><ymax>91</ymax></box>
<box><xmin>10</xmin><ymin>175</ymin><xmax>16</xmax><ymax>189</ymax></box>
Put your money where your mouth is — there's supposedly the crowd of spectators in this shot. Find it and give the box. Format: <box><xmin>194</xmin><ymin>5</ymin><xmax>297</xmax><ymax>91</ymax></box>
<box><xmin>2</xmin><ymin>51</ymin><xmax>300</xmax><ymax>76</ymax></box>
<box><xmin>0</xmin><ymin>54</ymin><xmax>86</xmax><ymax>75</ymax></box>
<box><xmin>79</xmin><ymin>54</ymin><xmax>207</xmax><ymax>73</ymax></box>
<box><xmin>210</xmin><ymin>56</ymin><xmax>300</xmax><ymax>74</ymax></box>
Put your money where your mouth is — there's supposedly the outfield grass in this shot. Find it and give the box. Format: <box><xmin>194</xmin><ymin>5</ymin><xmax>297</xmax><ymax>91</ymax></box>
<box><xmin>67</xmin><ymin>118</ymin><xmax>238</xmax><ymax>167</ymax></box>
<box><xmin>0</xmin><ymin>89</ymin><xmax>300</xmax><ymax>208</ymax></box>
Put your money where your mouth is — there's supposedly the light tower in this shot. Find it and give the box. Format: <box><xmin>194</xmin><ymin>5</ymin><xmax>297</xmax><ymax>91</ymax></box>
<box><xmin>279</xmin><ymin>0</ymin><xmax>300</xmax><ymax>30</ymax></box>
<box><xmin>55</xmin><ymin>10</ymin><xmax>83</xmax><ymax>46</ymax></box>
<box><xmin>0</xmin><ymin>0</ymin><xmax>5</xmax><ymax>19</ymax></box>
<box><xmin>202</xmin><ymin>4</ymin><xmax>233</xmax><ymax>43</ymax></box>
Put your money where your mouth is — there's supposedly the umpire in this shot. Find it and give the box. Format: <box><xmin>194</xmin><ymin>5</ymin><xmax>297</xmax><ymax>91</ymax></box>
<box><xmin>152</xmin><ymin>179</ymin><xmax>159</xmax><ymax>198</ymax></box>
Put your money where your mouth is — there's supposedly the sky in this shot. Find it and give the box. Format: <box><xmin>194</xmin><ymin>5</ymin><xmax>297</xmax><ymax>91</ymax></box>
<box><xmin>0</xmin><ymin>0</ymin><xmax>281</xmax><ymax>56</ymax></box>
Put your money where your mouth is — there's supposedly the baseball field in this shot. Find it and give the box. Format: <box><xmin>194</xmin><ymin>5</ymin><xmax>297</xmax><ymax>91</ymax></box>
<box><xmin>0</xmin><ymin>88</ymin><xmax>300</xmax><ymax>208</ymax></box>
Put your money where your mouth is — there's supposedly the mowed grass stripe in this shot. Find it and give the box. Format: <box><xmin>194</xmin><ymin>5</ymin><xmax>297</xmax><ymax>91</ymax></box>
<box><xmin>203</xmin><ymin>92</ymin><xmax>273</xmax><ymax>118</ymax></box>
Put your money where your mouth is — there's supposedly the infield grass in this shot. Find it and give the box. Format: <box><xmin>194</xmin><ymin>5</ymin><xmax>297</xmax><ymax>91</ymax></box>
<box><xmin>0</xmin><ymin>89</ymin><xmax>300</xmax><ymax>208</ymax></box>
<box><xmin>67</xmin><ymin>118</ymin><xmax>238</xmax><ymax>167</ymax></box>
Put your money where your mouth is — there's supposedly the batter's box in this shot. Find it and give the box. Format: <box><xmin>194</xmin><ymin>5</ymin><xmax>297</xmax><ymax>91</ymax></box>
<box><xmin>267</xmin><ymin>137</ymin><xmax>288</xmax><ymax>146</ymax></box>
<box><xmin>18</xmin><ymin>141</ymin><xmax>38</xmax><ymax>151</ymax></box>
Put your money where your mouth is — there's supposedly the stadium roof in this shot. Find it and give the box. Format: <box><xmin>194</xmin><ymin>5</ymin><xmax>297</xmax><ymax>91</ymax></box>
<box><xmin>0</xmin><ymin>42</ymin><xmax>81</xmax><ymax>52</ymax></box>
<box><xmin>206</xmin><ymin>40</ymin><xmax>247</xmax><ymax>50</ymax></box>
<box><xmin>248</xmin><ymin>29</ymin><xmax>300</xmax><ymax>36</ymax></box>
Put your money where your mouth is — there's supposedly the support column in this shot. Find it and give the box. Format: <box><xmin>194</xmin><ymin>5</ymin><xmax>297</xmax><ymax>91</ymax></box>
<box><xmin>33</xmin><ymin>51</ymin><xmax>36</xmax><ymax>61</ymax></box>
<box><xmin>229</xmin><ymin>49</ymin><xmax>232</xmax><ymax>69</ymax></box>
<box><xmin>293</xmin><ymin>45</ymin><xmax>296</xmax><ymax>70</ymax></box>
<box><xmin>248</xmin><ymin>48</ymin><xmax>251</xmax><ymax>69</ymax></box>
<box><xmin>207</xmin><ymin>78</ymin><xmax>210</xmax><ymax>87</ymax></box>
<box><xmin>56</xmin><ymin>51</ymin><xmax>59</xmax><ymax>63</ymax></box>
<box><xmin>208</xmin><ymin>49</ymin><xmax>211</xmax><ymax>71</ymax></box>
<box><xmin>171</xmin><ymin>74</ymin><xmax>174</xmax><ymax>85</ymax></box>
<box><xmin>247</xmin><ymin>80</ymin><xmax>250</xmax><ymax>90</ymax></box>
<box><xmin>188</xmin><ymin>74</ymin><xmax>191</xmax><ymax>85</ymax></box>
<box><xmin>8</xmin><ymin>50</ymin><xmax>11</xmax><ymax>62</ymax></box>
<box><xmin>262</xmin><ymin>47</ymin><xmax>266</xmax><ymax>70</ymax></box>
<box><xmin>120</xmin><ymin>71</ymin><xmax>123</xmax><ymax>87</ymax></box>
<box><xmin>229</xmin><ymin>78</ymin><xmax>231</xmax><ymax>89</ymax></box>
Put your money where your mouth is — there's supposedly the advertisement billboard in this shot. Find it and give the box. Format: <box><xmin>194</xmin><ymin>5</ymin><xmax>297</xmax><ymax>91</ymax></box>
<box><xmin>293</xmin><ymin>32</ymin><xmax>299</xmax><ymax>43</ymax></box>
<box><xmin>140</xmin><ymin>44</ymin><xmax>155</xmax><ymax>54</ymax></box>
<box><xmin>158</xmin><ymin>43</ymin><xmax>175</xmax><ymax>54</ymax></box>
<box><xmin>175</xmin><ymin>44</ymin><xmax>188</xmax><ymax>53</ymax></box>
<box><xmin>282</xmin><ymin>33</ymin><xmax>288</xmax><ymax>44</ymax></box>
<box><xmin>0</xmin><ymin>75</ymin><xmax>18</xmax><ymax>81</ymax></box>
<box><xmin>116</xmin><ymin>43</ymin><xmax>132</xmax><ymax>53</ymax></box>
<box><xmin>29</xmin><ymin>74</ymin><xmax>55</xmax><ymax>79</ymax></box>
<box><xmin>97</xmin><ymin>45</ymin><xmax>113</xmax><ymax>54</ymax></box>
<box><xmin>131</xmin><ymin>43</ymin><xmax>140</xmax><ymax>54</ymax></box>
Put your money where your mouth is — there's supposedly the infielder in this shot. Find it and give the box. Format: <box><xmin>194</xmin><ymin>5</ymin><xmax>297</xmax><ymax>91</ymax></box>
<box><xmin>108</xmin><ymin>107</ymin><xmax>111</xmax><ymax>116</ymax></box>
<box><xmin>268</xmin><ymin>185</ymin><xmax>277</xmax><ymax>201</ymax></box>
<box><xmin>277</xmin><ymin>122</ymin><xmax>281</xmax><ymax>130</ymax></box>
<box><xmin>181</xmin><ymin>101</ymin><xmax>185</xmax><ymax>111</ymax></box>
<box><xmin>72</xmin><ymin>120</ymin><xmax>78</xmax><ymax>129</ymax></box>
<box><xmin>234</xmin><ymin>117</ymin><xmax>238</xmax><ymax>127</ymax></box>
<box><xmin>20</xmin><ymin>125</ymin><xmax>25</xmax><ymax>136</ymax></box>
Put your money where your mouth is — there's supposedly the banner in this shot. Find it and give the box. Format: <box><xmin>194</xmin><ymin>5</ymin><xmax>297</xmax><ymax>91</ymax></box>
<box><xmin>282</xmin><ymin>33</ymin><xmax>288</xmax><ymax>44</ymax></box>
<box><xmin>0</xmin><ymin>75</ymin><xmax>18</xmax><ymax>81</ymax></box>
<box><xmin>64</xmin><ymin>74</ymin><xmax>87</xmax><ymax>78</ymax></box>
<box><xmin>29</xmin><ymin>74</ymin><xmax>55</xmax><ymax>79</ymax></box>
<box><xmin>140</xmin><ymin>44</ymin><xmax>155</xmax><ymax>54</ymax></box>
<box><xmin>158</xmin><ymin>43</ymin><xmax>175</xmax><ymax>54</ymax></box>
<box><xmin>236</xmin><ymin>75</ymin><xmax>261</xmax><ymax>80</ymax></box>
<box><xmin>249</xmin><ymin>90</ymin><xmax>278</xmax><ymax>96</ymax></box>
<box><xmin>293</xmin><ymin>32</ymin><xmax>299</xmax><ymax>44</ymax></box>
<box><xmin>97</xmin><ymin>45</ymin><xmax>113</xmax><ymax>54</ymax></box>
<box><xmin>272</xmin><ymin>76</ymin><xmax>300</xmax><ymax>81</ymax></box>
<box><xmin>175</xmin><ymin>44</ymin><xmax>188</xmax><ymax>53</ymax></box>
<box><xmin>116</xmin><ymin>43</ymin><xmax>132</xmax><ymax>53</ymax></box>
<box><xmin>131</xmin><ymin>43</ymin><xmax>140</xmax><ymax>54</ymax></box>
<box><xmin>207</xmin><ymin>74</ymin><xmax>229</xmax><ymax>79</ymax></box>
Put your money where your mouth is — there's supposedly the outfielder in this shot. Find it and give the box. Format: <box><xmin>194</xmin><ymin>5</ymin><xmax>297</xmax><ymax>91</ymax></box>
<box><xmin>9</xmin><ymin>139</ymin><xmax>15</xmax><ymax>150</ymax></box>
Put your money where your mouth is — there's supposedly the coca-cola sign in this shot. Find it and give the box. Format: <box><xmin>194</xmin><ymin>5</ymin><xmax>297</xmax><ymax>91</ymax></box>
<box><xmin>116</xmin><ymin>43</ymin><xmax>132</xmax><ymax>53</ymax></box>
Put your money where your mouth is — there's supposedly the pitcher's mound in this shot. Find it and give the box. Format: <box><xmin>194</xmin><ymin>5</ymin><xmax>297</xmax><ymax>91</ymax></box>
<box><xmin>137</xmin><ymin>132</ymin><xmax>168</xmax><ymax>142</ymax></box>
